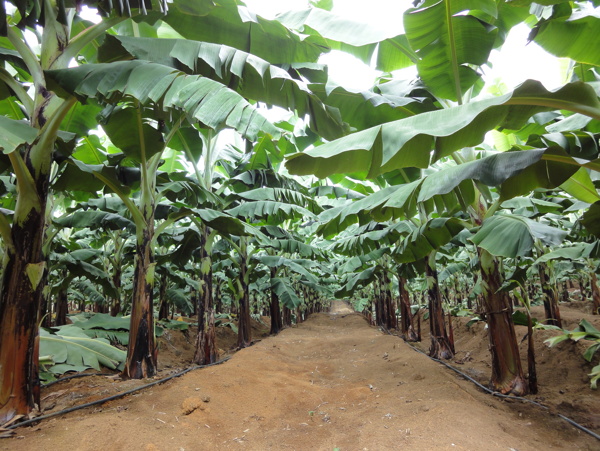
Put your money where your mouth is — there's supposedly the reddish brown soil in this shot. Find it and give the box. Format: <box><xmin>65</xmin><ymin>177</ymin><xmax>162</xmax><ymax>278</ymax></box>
<box><xmin>2</xmin><ymin>301</ymin><xmax>599</xmax><ymax>450</ymax></box>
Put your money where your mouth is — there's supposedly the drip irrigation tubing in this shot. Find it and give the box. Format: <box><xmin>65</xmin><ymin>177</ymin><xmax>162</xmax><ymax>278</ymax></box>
<box><xmin>379</xmin><ymin>324</ymin><xmax>600</xmax><ymax>442</ymax></box>
<box><xmin>8</xmin><ymin>356</ymin><xmax>231</xmax><ymax>431</ymax></box>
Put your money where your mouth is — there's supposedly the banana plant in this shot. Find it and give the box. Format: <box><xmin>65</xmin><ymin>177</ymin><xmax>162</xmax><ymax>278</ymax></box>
<box><xmin>53</xmin><ymin>197</ymin><xmax>136</xmax><ymax>316</ymax></box>
<box><xmin>0</xmin><ymin>1</ymin><xmax>169</xmax><ymax>424</ymax></box>
<box><xmin>534</xmin><ymin>242</ymin><xmax>600</xmax><ymax>315</ymax></box>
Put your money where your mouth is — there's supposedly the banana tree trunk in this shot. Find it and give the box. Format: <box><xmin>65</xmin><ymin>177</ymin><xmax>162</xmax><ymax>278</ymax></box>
<box><xmin>0</xmin><ymin>88</ymin><xmax>65</xmax><ymax>420</ymax></box>
<box><xmin>375</xmin><ymin>280</ymin><xmax>383</xmax><ymax>327</ymax></box>
<box><xmin>590</xmin><ymin>272</ymin><xmax>600</xmax><ymax>315</ymax></box>
<box><xmin>538</xmin><ymin>263</ymin><xmax>562</xmax><ymax>327</ymax></box>
<box><xmin>425</xmin><ymin>253</ymin><xmax>454</xmax><ymax>359</ymax></box>
<box><xmin>282</xmin><ymin>305</ymin><xmax>292</xmax><ymax>327</ymax></box>
<box><xmin>110</xmin><ymin>270</ymin><xmax>122</xmax><ymax>316</ymax></box>
<box><xmin>269</xmin><ymin>267</ymin><xmax>283</xmax><ymax>335</ymax></box>
<box><xmin>527</xmin><ymin>311</ymin><xmax>538</xmax><ymax>394</ymax></box>
<box><xmin>237</xmin><ymin>240</ymin><xmax>251</xmax><ymax>348</ymax></box>
<box><xmin>122</xmin><ymin>225</ymin><xmax>158</xmax><ymax>379</ymax></box>
<box><xmin>55</xmin><ymin>287</ymin><xmax>69</xmax><ymax>327</ymax></box>
<box><xmin>0</xmin><ymin>206</ymin><xmax>47</xmax><ymax>423</ymax></box>
<box><xmin>382</xmin><ymin>272</ymin><xmax>397</xmax><ymax>330</ymax></box>
<box><xmin>158</xmin><ymin>272</ymin><xmax>169</xmax><ymax>320</ymax></box>
<box><xmin>398</xmin><ymin>275</ymin><xmax>419</xmax><ymax>341</ymax></box>
<box><xmin>194</xmin><ymin>228</ymin><xmax>218</xmax><ymax>365</ymax></box>
<box><xmin>478</xmin><ymin>248</ymin><xmax>527</xmax><ymax>395</ymax></box>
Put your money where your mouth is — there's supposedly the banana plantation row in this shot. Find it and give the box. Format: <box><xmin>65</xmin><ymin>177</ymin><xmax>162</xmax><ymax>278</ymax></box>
<box><xmin>1</xmin><ymin>0</ymin><xmax>600</xmax><ymax>426</ymax></box>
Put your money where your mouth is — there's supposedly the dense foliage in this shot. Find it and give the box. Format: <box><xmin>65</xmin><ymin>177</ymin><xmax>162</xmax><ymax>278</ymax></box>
<box><xmin>1</xmin><ymin>0</ymin><xmax>599</xmax><ymax>424</ymax></box>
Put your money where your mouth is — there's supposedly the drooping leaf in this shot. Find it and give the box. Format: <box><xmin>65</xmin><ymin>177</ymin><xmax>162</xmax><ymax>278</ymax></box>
<box><xmin>46</xmin><ymin>61</ymin><xmax>280</xmax><ymax>141</ymax></box>
<box><xmin>396</xmin><ymin>218</ymin><xmax>466</xmax><ymax>263</ymax></box>
<box><xmin>39</xmin><ymin>326</ymin><xmax>127</xmax><ymax>372</ymax></box>
<box><xmin>227</xmin><ymin>200</ymin><xmax>317</xmax><ymax>225</ymax></box>
<box><xmin>54</xmin><ymin>209</ymin><xmax>135</xmax><ymax>231</ymax></box>
<box><xmin>235</xmin><ymin>187</ymin><xmax>323</xmax><ymax>214</ymax></box>
<box><xmin>71</xmin><ymin>313</ymin><xmax>130</xmax><ymax>331</ymax></box>
<box><xmin>533</xmin><ymin>8</ymin><xmax>600</xmax><ymax>66</ymax></box>
<box><xmin>404</xmin><ymin>0</ymin><xmax>498</xmax><ymax>102</ymax></box>
<box><xmin>285</xmin><ymin>81</ymin><xmax>600</xmax><ymax>179</ymax></box>
<box><xmin>335</xmin><ymin>266</ymin><xmax>378</xmax><ymax>298</ymax></box>
<box><xmin>195</xmin><ymin>208</ymin><xmax>247</xmax><ymax>237</ymax></box>
<box><xmin>162</xmin><ymin>0</ymin><xmax>325</xmax><ymax>65</ymax></box>
<box><xmin>471</xmin><ymin>214</ymin><xmax>568</xmax><ymax>258</ymax></box>
<box><xmin>98</xmin><ymin>35</ymin><xmax>345</xmax><ymax>140</ymax></box>
<box><xmin>582</xmin><ymin>201</ymin><xmax>600</xmax><ymax>238</ymax></box>
<box><xmin>0</xmin><ymin>116</ymin><xmax>38</xmax><ymax>154</ymax></box>
<box><xmin>102</xmin><ymin>107</ymin><xmax>165</xmax><ymax>163</ymax></box>
<box><xmin>271</xmin><ymin>277</ymin><xmax>303</xmax><ymax>309</ymax></box>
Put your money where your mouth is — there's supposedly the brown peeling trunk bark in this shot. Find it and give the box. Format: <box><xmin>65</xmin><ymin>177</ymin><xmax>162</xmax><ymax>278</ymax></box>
<box><xmin>282</xmin><ymin>305</ymin><xmax>292</xmax><ymax>327</ymax></box>
<box><xmin>110</xmin><ymin>269</ymin><xmax>122</xmax><ymax>317</ymax></box>
<box><xmin>121</xmin><ymin>226</ymin><xmax>157</xmax><ymax>379</ymax></box>
<box><xmin>590</xmin><ymin>272</ymin><xmax>600</xmax><ymax>315</ymax></box>
<box><xmin>382</xmin><ymin>272</ymin><xmax>397</xmax><ymax>330</ymax></box>
<box><xmin>425</xmin><ymin>254</ymin><xmax>454</xmax><ymax>360</ymax></box>
<box><xmin>0</xmin><ymin>211</ymin><xmax>46</xmax><ymax>423</ymax></box>
<box><xmin>538</xmin><ymin>263</ymin><xmax>562</xmax><ymax>327</ymax></box>
<box><xmin>269</xmin><ymin>268</ymin><xmax>283</xmax><ymax>335</ymax></box>
<box><xmin>157</xmin><ymin>272</ymin><xmax>169</xmax><ymax>321</ymax></box>
<box><xmin>398</xmin><ymin>275</ymin><xmax>418</xmax><ymax>342</ymax></box>
<box><xmin>527</xmin><ymin>312</ymin><xmax>538</xmax><ymax>394</ymax></box>
<box><xmin>54</xmin><ymin>288</ymin><xmax>69</xmax><ymax>327</ymax></box>
<box><xmin>478</xmin><ymin>248</ymin><xmax>527</xmax><ymax>395</ymax></box>
<box><xmin>237</xmin><ymin>248</ymin><xmax>252</xmax><ymax>348</ymax></box>
<box><xmin>194</xmin><ymin>229</ymin><xmax>218</xmax><ymax>365</ymax></box>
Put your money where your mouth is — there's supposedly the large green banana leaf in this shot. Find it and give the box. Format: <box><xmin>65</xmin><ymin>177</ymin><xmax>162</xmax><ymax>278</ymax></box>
<box><xmin>395</xmin><ymin>217</ymin><xmax>466</xmax><ymax>263</ymax></box>
<box><xmin>335</xmin><ymin>266</ymin><xmax>378</xmax><ymax>298</ymax></box>
<box><xmin>46</xmin><ymin>61</ymin><xmax>279</xmax><ymax>141</ymax></box>
<box><xmin>582</xmin><ymin>201</ymin><xmax>600</xmax><ymax>238</ymax></box>
<box><xmin>39</xmin><ymin>325</ymin><xmax>127</xmax><ymax>374</ymax></box>
<box><xmin>338</xmin><ymin>248</ymin><xmax>389</xmax><ymax>275</ymax></box>
<box><xmin>534</xmin><ymin>242</ymin><xmax>600</xmax><ymax>264</ymax></box>
<box><xmin>0</xmin><ymin>116</ymin><xmax>38</xmax><ymax>154</ymax></box>
<box><xmin>404</xmin><ymin>0</ymin><xmax>498</xmax><ymax>102</ymax></box>
<box><xmin>332</xmin><ymin>222</ymin><xmax>414</xmax><ymax>256</ymax></box>
<box><xmin>285</xmin><ymin>80</ymin><xmax>600</xmax><ymax>179</ymax></box>
<box><xmin>276</xmin><ymin>7</ymin><xmax>415</xmax><ymax>69</ymax></box>
<box><xmin>271</xmin><ymin>277</ymin><xmax>303</xmax><ymax>309</ymax></box>
<box><xmin>227</xmin><ymin>200</ymin><xmax>317</xmax><ymax>225</ymax></box>
<box><xmin>97</xmin><ymin>35</ymin><xmax>345</xmax><ymax>141</ymax></box>
<box><xmin>161</xmin><ymin>0</ymin><xmax>325</xmax><ymax>65</ymax></box>
<box><xmin>234</xmin><ymin>187</ymin><xmax>324</xmax><ymax>214</ymax></box>
<box><xmin>314</xmin><ymin>145</ymin><xmax>570</xmax><ymax>243</ymax></box>
<box><xmin>471</xmin><ymin>213</ymin><xmax>568</xmax><ymax>257</ymax></box>
<box><xmin>308</xmin><ymin>83</ymin><xmax>433</xmax><ymax>131</ymax></box>
<box><xmin>265</xmin><ymin>238</ymin><xmax>328</xmax><ymax>261</ymax></box>
<box><xmin>533</xmin><ymin>7</ymin><xmax>600</xmax><ymax>66</ymax></box>
<box><xmin>257</xmin><ymin>256</ymin><xmax>319</xmax><ymax>284</ymax></box>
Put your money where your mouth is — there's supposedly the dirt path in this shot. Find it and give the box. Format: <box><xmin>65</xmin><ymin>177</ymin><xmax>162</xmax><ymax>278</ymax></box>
<box><xmin>4</xmin><ymin>302</ymin><xmax>598</xmax><ymax>450</ymax></box>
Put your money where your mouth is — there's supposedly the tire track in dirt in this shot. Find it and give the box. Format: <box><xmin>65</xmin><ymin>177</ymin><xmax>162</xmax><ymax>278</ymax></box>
<box><xmin>5</xmin><ymin>302</ymin><xmax>598</xmax><ymax>450</ymax></box>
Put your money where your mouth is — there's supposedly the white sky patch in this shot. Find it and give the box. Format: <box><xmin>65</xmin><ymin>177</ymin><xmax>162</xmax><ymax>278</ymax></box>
<box><xmin>485</xmin><ymin>23</ymin><xmax>569</xmax><ymax>92</ymax></box>
<box><xmin>79</xmin><ymin>5</ymin><xmax>102</xmax><ymax>23</ymax></box>
<box><xmin>319</xmin><ymin>51</ymin><xmax>380</xmax><ymax>92</ymax></box>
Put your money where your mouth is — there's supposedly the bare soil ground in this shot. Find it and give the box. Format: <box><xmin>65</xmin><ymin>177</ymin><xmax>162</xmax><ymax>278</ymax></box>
<box><xmin>3</xmin><ymin>301</ymin><xmax>600</xmax><ymax>450</ymax></box>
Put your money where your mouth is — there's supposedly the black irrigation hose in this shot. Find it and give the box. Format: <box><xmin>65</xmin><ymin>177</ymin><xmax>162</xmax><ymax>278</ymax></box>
<box><xmin>8</xmin><ymin>356</ymin><xmax>232</xmax><ymax>431</ymax></box>
<box><xmin>386</xmin><ymin>327</ymin><xmax>600</xmax><ymax>442</ymax></box>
